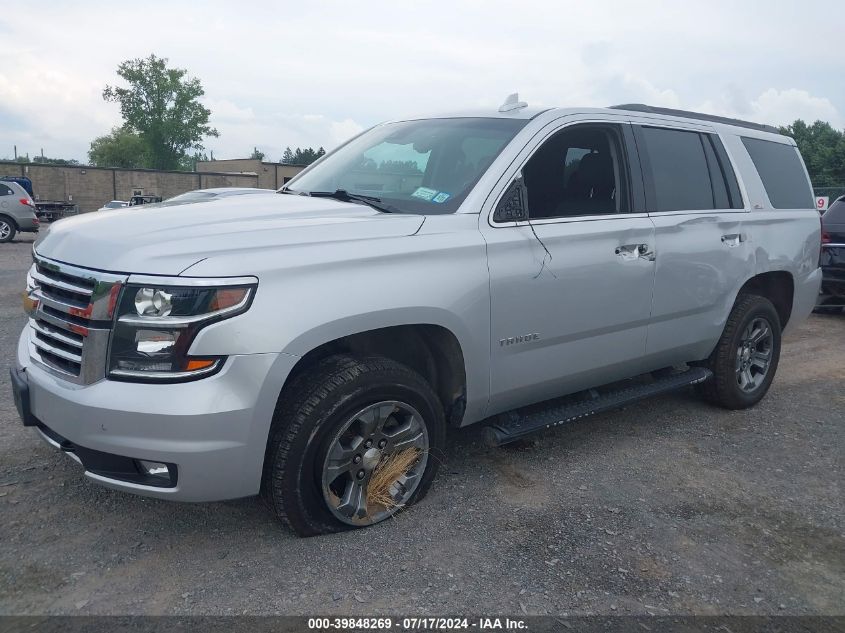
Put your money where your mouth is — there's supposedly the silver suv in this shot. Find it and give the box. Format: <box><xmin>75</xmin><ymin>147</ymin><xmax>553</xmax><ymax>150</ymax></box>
<box><xmin>11</xmin><ymin>101</ymin><xmax>822</xmax><ymax>536</ymax></box>
<box><xmin>0</xmin><ymin>180</ymin><xmax>39</xmax><ymax>242</ymax></box>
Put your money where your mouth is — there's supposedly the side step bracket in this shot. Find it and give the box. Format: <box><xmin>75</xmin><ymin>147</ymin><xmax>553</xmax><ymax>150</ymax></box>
<box><xmin>483</xmin><ymin>367</ymin><xmax>713</xmax><ymax>447</ymax></box>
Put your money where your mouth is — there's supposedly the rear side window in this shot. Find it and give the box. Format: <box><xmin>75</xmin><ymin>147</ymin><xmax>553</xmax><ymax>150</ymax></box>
<box><xmin>0</xmin><ymin>184</ymin><xmax>13</xmax><ymax>196</ymax></box>
<box><xmin>635</xmin><ymin>127</ymin><xmax>741</xmax><ymax>212</ymax></box>
<box><xmin>741</xmin><ymin>137</ymin><xmax>814</xmax><ymax>209</ymax></box>
<box><xmin>638</xmin><ymin>127</ymin><xmax>712</xmax><ymax>211</ymax></box>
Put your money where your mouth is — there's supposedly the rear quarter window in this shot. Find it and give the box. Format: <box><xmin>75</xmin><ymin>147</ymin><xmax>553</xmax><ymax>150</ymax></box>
<box><xmin>741</xmin><ymin>137</ymin><xmax>814</xmax><ymax>209</ymax></box>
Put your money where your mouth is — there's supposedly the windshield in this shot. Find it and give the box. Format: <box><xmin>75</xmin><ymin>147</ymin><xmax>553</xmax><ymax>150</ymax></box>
<box><xmin>285</xmin><ymin>117</ymin><xmax>527</xmax><ymax>214</ymax></box>
<box><xmin>105</xmin><ymin>201</ymin><xmax>125</xmax><ymax>208</ymax></box>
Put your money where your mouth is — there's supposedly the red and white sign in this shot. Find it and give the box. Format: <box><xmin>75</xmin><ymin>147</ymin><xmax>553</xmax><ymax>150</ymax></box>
<box><xmin>816</xmin><ymin>196</ymin><xmax>829</xmax><ymax>212</ymax></box>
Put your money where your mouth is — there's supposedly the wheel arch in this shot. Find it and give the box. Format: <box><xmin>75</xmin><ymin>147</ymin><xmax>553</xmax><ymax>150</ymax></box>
<box><xmin>280</xmin><ymin>322</ymin><xmax>470</xmax><ymax>427</ymax></box>
<box><xmin>736</xmin><ymin>270</ymin><xmax>794</xmax><ymax>329</ymax></box>
<box><xmin>0</xmin><ymin>213</ymin><xmax>18</xmax><ymax>229</ymax></box>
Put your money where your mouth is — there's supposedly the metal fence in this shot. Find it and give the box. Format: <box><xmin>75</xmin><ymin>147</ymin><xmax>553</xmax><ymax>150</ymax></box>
<box><xmin>814</xmin><ymin>187</ymin><xmax>845</xmax><ymax>201</ymax></box>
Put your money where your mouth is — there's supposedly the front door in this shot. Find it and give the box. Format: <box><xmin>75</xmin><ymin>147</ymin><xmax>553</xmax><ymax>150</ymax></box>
<box><xmin>481</xmin><ymin>120</ymin><xmax>657</xmax><ymax>415</ymax></box>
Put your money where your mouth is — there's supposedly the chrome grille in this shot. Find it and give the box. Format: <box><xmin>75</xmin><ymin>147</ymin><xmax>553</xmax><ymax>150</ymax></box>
<box><xmin>26</xmin><ymin>255</ymin><xmax>127</xmax><ymax>384</ymax></box>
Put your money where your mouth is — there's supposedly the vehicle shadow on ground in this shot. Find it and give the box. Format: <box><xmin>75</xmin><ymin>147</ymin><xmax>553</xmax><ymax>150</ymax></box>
<box><xmin>21</xmin><ymin>386</ymin><xmax>706</xmax><ymax>542</ymax></box>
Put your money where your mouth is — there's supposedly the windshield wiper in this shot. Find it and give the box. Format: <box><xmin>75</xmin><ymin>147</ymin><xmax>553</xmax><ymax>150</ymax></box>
<box><xmin>307</xmin><ymin>189</ymin><xmax>397</xmax><ymax>213</ymax></box>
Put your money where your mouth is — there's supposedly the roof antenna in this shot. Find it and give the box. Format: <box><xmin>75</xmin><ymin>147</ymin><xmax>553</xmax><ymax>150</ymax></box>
<box><xmin>498</xmin><ymin>92</ymin><xmax>528</xmax><ymax>113</ymax></box>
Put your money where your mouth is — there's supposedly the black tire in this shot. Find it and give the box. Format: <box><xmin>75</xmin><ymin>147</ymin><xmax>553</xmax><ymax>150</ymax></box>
<box><xmin>698</xmin><ymin>294</ymin><xmax>781</xmax><ymax>409</ymax></box>
<box><xmin>261</xmin><ymin>354</ymin><xmax>445</xmax><ymax>536</ymax></box>
<box><xmin>0</xmin><ymin>216</ymin><xmax>16</xmax><ymax>243</ymax></box>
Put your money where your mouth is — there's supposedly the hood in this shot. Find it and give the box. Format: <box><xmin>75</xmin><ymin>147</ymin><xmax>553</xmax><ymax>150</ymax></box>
<box><xmin>34</xmin><ymin>194</ymin><xmax>425</xmax><ymax>275</ymax></box>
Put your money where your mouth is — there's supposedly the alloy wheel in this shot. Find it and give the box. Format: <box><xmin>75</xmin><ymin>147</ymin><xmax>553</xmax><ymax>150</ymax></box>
<box><xmin>321</xmin><ymin>400</ymin><xmax>429</xmax><ymax>526</ymax></box>
<box><xmin>735</xmin><ymin>316</ymin><xmax>774</xmax><ymax>392</ymax></box>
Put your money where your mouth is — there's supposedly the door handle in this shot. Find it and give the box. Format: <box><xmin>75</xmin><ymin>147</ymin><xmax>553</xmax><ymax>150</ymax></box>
<box><xmin>721</xmin><ymin>233</ymin><xmax>744</xmax><ymax>247</ymax></box>
<box><xmin>637</xmin><ymin>243</ymin><xmax>656</xmax><ymax>261</ymax></box>
<box><xmin>615</xmin><ymin>243</ymin><xmax>654</xmax><ymax>262</ymax></box>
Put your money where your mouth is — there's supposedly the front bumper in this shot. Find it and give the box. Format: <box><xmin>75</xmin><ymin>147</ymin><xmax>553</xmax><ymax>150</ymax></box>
<box><xmin>15</xmin><ymin>328</ymin><xmax>297</xmax><ymax>502</ymax></box>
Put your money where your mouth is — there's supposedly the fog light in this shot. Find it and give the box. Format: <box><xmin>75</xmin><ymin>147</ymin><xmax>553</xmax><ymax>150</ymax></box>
<box><xmin>137</xmin><ymin>460</ymin><xmax>169</xmax><ymax>478</ymax></box>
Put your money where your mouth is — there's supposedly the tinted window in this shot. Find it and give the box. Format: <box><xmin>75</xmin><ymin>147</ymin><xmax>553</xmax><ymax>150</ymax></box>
<box><xmin>522</xmin><ymin>125</ymin><xmax>629</xmax><ymax>219</ymax></box>
<box><xmin>0</xmin><ymin>184</ymin><xmax>12</xmax><ymax>196</ymax></box>
<box><xmin>639</xmin><ymin>127</ymin><xmax>713</xmax><ymax>211</ymax></box>
<box><xmin>702</xmin><ymin>136</ymin><xmax>730</xmax><ymax>209</ymax></box>
<box><xmin>741</xmin><ymin>137</ymin><xmax>813</xmax><ymax>209</ymax></box>
<box><xmin>708</xmin><ymin>135</ymin><xmax>743</xmax><ymax>208</ymax></box>
<box><xmin>824</xmin><ymin>197</ymin><xmax>845</xmax><ymax>223</ymax></box>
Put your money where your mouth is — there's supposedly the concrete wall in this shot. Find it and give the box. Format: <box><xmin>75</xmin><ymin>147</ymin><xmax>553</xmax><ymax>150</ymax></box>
<box><xmin>0</xmin><ymin>161</ymin><xmax>260</xmax><ymax>213</ymax></box>
<box><xmin>196</xmin><ymin>159</ymin><xmax>306</xmax><ymax>189</ymax></box>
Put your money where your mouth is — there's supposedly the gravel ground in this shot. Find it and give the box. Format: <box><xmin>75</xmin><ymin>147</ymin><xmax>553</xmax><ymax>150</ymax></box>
<box><xmin>0</xmin><ymin>234</ymin><xmax>843</xmax><ymax>616</ymax></box>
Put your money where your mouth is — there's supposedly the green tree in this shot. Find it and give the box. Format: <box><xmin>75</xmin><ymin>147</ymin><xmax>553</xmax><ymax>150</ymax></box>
<box><xmin>290</xmin><ymin>146</ymin><xmax>326</xmax><ymax>165</ymax></box>
<box><xmin>88</xmin><ymin>126</ymin><xmax>149</xmax><ymax>168</ymax></box>
<box><xmin>281</xmin><ymin>147</ymin><xmax>295</xmax><ymax>163</ymax></box>
<box><xmin>779</xmin><ymin>120</ymin><xmax>845</xmax><ymax>187</ymax></box>
<box><xmin>103</xmin><ymin>54</ymin><xmax>218</xmax><ymax>170</ymax></box>
<box><xmin>249</xmin><ymin>147</ymin><xmax>265</xmax><ymax>161</ymax></box>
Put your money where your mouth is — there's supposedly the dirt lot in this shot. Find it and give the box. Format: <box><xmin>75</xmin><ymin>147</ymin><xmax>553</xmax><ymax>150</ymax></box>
<box><xmin>0</xmin><ymin>234</ymin><xmax>843</xmax><ymax>616</ymax></box>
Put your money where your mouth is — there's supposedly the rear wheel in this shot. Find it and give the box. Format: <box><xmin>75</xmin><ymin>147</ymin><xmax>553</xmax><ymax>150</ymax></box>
<box><xmin>0</xmin><ymin>216</ymin><xmax>16</xmax><ymax>243</ymax></box>
<box><xmin>698</xmin><ymin>294</ymin><xmax>781</xmax><ymax>409</ymax></box>
<box><xmin>261</xmin><ymin>355</ymin><xmax>444</xmax><ymax>536</ymax></box>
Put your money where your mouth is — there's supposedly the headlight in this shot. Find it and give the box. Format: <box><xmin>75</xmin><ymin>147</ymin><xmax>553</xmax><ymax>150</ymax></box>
<box><xmin>108</xmin><ymin>278</ymin><xmax>257</xmax><ymax>382</ymax></box>
<box><xmin>23</xmin><ymin>266</ymin><xmax>40</xmax><ymax>317</ymax></box>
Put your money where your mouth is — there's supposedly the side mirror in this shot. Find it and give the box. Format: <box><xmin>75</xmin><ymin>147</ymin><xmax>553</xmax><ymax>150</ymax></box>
<box><xmin>493</xmin><ymin>177</ymin><xmax>528</xmax><ymax>223</ymax></box>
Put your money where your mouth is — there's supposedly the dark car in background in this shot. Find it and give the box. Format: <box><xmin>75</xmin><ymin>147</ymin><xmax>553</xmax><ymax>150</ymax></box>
<box><xmin>818</xmin><ymin>195</ymin><xmax>845</xmax><ymax>311</ymax></box>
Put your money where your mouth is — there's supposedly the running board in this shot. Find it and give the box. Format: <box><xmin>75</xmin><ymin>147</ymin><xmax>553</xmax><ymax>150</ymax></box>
<box><xmin>483</xmin><ymin>367</ymin><xmax>713</xmax><ymax>447</ymax></box>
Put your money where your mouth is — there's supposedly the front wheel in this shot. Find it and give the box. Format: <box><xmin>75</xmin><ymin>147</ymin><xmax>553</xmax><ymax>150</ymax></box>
<box><xmin>698</xmin><ymin>294</ymin><xmax>782</xmax><ymax>409</ymax></box>
<box><xmin>261</xmin><ymin>355</ymin><xmax>445</xmax><ymax>536</ymax></box>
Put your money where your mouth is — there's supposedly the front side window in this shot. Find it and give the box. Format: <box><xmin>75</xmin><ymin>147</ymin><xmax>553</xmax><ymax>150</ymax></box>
<box><xmin>521</xmin><ymin>124</ymin><xmax>629</xmax><ymax>219</ymax></box>
<box><xmin>286</xmin><ymin>118</ymin><xmax>527</xmax><ymax>214</ymax></box>
<box><xmin>741</xmin><ymin>137</ymin><xmax>814</xmax><ymax>209</ymax></box>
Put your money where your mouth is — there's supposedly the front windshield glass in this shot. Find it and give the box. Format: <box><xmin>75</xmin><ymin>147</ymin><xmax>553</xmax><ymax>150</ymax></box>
<box><xmin>285</xmin><ymin>117</ymin><xmax>527</xmax><ymax>214</ymax></box>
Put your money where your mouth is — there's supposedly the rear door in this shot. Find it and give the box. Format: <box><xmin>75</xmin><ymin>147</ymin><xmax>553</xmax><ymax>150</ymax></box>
<box><xmin>629</xmin><ymin>120</ymin><xmax>751</xmax><ymax>366</ymax></box>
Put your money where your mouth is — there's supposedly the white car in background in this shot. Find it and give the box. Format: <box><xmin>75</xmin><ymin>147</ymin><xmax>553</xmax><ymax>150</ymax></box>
<box><xmin>97</xmin><ymin>200</ymin><xmax>128</xmax><ymax>212</ymax></box>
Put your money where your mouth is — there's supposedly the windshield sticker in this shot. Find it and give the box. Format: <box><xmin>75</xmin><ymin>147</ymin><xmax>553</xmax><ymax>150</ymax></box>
<box><xmin>432</xmin><ymin>192</ymin><xmax>451</xmax><ymax>203</ymax></box>
<box><xmin>411</xmin><ymin>187</ymin><xmax>438</xmax><ymax>201</ymax></box>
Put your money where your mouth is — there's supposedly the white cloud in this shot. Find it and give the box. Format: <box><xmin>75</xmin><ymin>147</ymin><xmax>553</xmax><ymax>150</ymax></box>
<box><xmin>697</xmin><ymin>88</ymin><xmax>842</xmax><ymax>130</ymax></box>
<box><xmin>749</xmin><ymin>89</ymin><xmax>842</xmax><ymax>129</ymax></box>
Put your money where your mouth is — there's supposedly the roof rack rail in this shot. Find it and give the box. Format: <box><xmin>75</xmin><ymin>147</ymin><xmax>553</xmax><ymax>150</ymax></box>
<box><xmin>609</xmin><ymin>104</ymin><xmax>781</xmax><ymax>134</ymax></box>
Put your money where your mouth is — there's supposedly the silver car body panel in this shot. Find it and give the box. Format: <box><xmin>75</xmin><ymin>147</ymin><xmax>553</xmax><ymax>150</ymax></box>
<box><xmin>18</xmin><ymin>105</ymin><xmax>821</xmax><ymax>501</ymax></box>
<box><xmin>0</xmin><ymin>180</ymin><xmax>39</xmax><ymax>231</ymax></box>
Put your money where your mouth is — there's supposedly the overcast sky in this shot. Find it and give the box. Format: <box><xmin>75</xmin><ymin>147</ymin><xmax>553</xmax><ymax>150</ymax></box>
<box><xmin>1</xmin><ymin>0</ymin><xmax>842</xmax><ymax>163</ymax></box>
